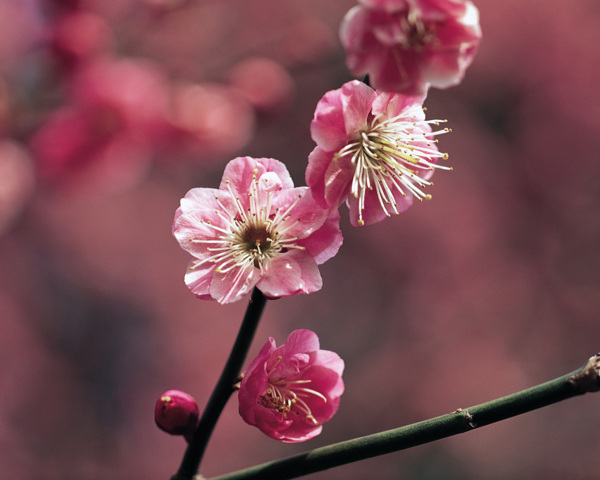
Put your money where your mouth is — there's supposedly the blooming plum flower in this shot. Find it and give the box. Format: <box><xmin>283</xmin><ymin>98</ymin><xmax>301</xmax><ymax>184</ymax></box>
<box><xmin>340</xmin><ymin>0</ymin><xmax>482</xmax><ymax>95</ymax></box>
<box><xmin>238</xmin><ymin>329</ymin><xmax>344</xmax><ymax>443</ymax></box>
<box><xmin>173</xmin><ymin>157</ymin><xmax>343</xmax><ymax>304</ymax></box>
<box><xmin>154</xmin><ymin>390</ymin><xmax>199</xmax><ymax>437</ymax></box>
<box><xmin>306</xmin><ymin>80</ymin><xmax>450</xmax><ymax>227</ymax></box>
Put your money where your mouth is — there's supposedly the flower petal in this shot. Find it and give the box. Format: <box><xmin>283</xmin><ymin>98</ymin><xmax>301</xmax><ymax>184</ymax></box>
<box><xmin>220</xmin><ymin>156</ymin><xmax>294</xmax><ymax>196</ymax></box>
<box><xmin>257</xmin><ymin>250</ymin><xmax>322</xmax><ymax>298</ymax></box>
<box><xmin>210</xmin><ymin>266</ymin><xmax>261</xmax><ymax>304</ymax></box>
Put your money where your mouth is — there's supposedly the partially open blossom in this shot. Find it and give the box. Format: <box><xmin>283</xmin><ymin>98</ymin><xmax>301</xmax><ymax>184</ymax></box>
<box><xmin>340</xmin><ymin>0</ymin><xmax>481</xmax><ymax>95</ymax></box>
<box><xmin>306</xmin><ymin>80</ymin><xmax>450</xmax><ymax>227</ymax></box>
<box><xmin>238</xmin><ymin>329</ymin><xmax>344</xmax><ymax>443</ymax></box>
<box><xmin>173</xmin><ymin>157</ymin><xmax>343</xmax><ymax>304</ymax></box>
<box><xmin>154</xmin><ymin>390</ymin><xmax>199</xmax><ymax>437</ymax></box>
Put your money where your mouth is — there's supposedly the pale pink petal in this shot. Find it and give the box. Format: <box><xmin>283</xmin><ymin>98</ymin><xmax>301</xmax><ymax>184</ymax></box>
<box><xmin>272</xmin><ymin>187</ymin><xmax>328</xmax><ymax>239</ymax></box>
<box><xmin>257</xmin><ymin>250</ymin><xmax>322</xmax><ymax>298</ymax></box>
<box><xmin>312</xmin><ymin>350</ymin><xmax>346</xmax><ymax>378</ymax></box>
<box><xmin>173</xmin><ymin>188</ymin><xmax>235</xmax><ymax>257</ymax></box>
<box><xmin>210</xmin><ymin>266</ymin><xmax>261</xmax><ymax>304</ymax></box>
<box><xmin>297</xmin><ymin>210</ymin><xmax>343</xmax><ymax>265</ymax></box>
<box><xmin>305</xmin><ymin>147</ymin><xmax>333</xmax><ymax>208</ymax></box>
<box><xmin>274</xmin><ymin>422</ymin><xmax>323</xmax><ymax>443</ymax></box>
<box><xmin>220</xmin><ymin>156</ymin><xmax>294</xmax><ymax>195</ymax></box>
<box><xmin>340</xmin><ymin>80</ymin><xmax>376</xmax><ymax>137</ymax></box>
<box><xmin>310</xmin><ymin>88</ymin><xmax>347</xmax><ymax>152</ymax></box>
<box><xmin>372</xmin><ymin>90</ymin><xmax>427</xmax><ymax>119</ymax></box>
<box><xmin>323</xmin><ymin>153</ymin><xmax>355</xmax><ymax>208</ymax></box>
<box><xmin>282</xmin><ymin>329</ymin><xmax>321</xmax><ymax>356</ymax></box>
<box><xmin>183</xmin><ymin>262</ymin><xmax>215</xmax><ymax>300</ymax></box>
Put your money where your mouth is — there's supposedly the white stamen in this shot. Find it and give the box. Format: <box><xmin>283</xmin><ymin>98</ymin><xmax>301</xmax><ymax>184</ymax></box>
<box><xmin>337</xmin><ymin>110</ymin><xmax>450</xmax><ymax>226</ymax></box>
<box><xmin>189</xmin><ymin>172</ymin><xmax>306</xmax><ymax>278</ymax></box>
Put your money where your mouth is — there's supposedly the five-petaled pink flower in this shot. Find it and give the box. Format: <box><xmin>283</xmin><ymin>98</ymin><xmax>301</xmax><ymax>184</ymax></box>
<box><xmin>173</xmin><ymin>157</ymin><xmax>342</xmax><ymax>304</ymax></box>
<box><xmin>340</xmin><ymin>0</ymin><xmax>482</xmax><ymax>95</ymax></box>
<box><xmin>306</xmin><ymin>80</ymin><xmax>450</xmax><ymax>227</ymax></box>
<box><xmin>238</xmin><ymin>329</ymin><xmax>344</xmax><ymax>443</ymax></box>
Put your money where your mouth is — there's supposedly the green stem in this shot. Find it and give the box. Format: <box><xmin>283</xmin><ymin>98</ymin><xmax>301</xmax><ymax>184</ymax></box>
<box><xmin>172</xmin><ymin>288</ymin><xmax>268</xmax><ymax>480</ymax></box>
<box><xmin>209</xmin><ymin>354</ymin><xmax>600</xmax><ymax>480</ymax></box>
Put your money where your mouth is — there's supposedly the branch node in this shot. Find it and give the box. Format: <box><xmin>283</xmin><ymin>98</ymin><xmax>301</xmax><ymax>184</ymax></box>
<box><xmin>454</xmin><ymin>408</ymin><xmax>477</xmax><ymax>429</ymax></box>
<box><xmin>568</xmin><ymin>353</ymin><xmax>600</xmax><ymax>393</ymax></box>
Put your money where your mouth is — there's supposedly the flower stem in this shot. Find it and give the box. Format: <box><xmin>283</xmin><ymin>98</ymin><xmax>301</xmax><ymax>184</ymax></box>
<box><xmin>208</xmin><ymin>354</ymin><xmax>600</xmax><ymax>480</ymax></box>
<box><xmin>172</xmin><ymin>288</ymin><xmax>268</xmax><ymax>480</ymax></box>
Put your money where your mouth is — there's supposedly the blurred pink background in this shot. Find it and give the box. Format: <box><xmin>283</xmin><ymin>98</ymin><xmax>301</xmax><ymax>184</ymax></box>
<box><xmin>1</xmin><ymin>0</ymin><xmax>599</xmax><ymax>479</ymax></box>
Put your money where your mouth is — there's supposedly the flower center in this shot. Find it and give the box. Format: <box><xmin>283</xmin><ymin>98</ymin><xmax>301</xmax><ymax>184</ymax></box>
<box><xmin>238</xmin><ymin>223</ymin><xmax>276</xmax><ymax>268</ymax></box>
<box><xmin>188</xmin><ymin>170</ymin><xmax>305</xmax><ymax>290</ymax></box>
<box><xmin>398</xmin><ymin>9</ymin><xmax>436</xmax><ymax>50</ymax></box>
<box><xmin>335</xmin><ymin>109</ymin><xmax>450</xmax><ymax>226</ymax></box>
<box><xmin>260</xmin><ymin>380</ymin><xmax>325</xmax><ymax>426</ymax></box>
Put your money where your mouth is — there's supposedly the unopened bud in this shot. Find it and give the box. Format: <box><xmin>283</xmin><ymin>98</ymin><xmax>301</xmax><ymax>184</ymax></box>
<box><xmin>154</xmin><ymin>390</ymin><xmax>199</xmax><ymax>436</ymax></box>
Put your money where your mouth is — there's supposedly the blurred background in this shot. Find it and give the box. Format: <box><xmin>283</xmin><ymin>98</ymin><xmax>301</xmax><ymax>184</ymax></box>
<box><xmin>1</xmin><ymin>0</ymin><xmax>599</xmax><ymax>478</ymax></box>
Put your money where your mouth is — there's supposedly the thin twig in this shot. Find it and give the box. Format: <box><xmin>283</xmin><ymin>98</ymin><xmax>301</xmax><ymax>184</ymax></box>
<box><xmin>172</xmin><ymin>288</ymin><xmax>268</xmax><ymax>480</ymax></box>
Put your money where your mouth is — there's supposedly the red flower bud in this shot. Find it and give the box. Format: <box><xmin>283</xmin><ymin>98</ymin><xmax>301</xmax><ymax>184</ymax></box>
<box><xmin>154</xmin><ymin>390</ymin><xmax>199</xmax><ymax>436</ymax></box>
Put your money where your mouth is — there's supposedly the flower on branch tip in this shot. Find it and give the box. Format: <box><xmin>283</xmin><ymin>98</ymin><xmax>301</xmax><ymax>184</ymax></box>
<box><xmin>238</xmin><ymin>329</ymin><xmax>344</xmax><ymax>443</ymax></box>
<box><xmin>306</xmin><ymin>80</ymin><xmax>450</xmax><ymax>227</ymax></box>
<box><xmin>340</xmin><ymin>0</ymin><xmax>482</xmax><ymax>95</ymax></box>
<box><xmin>173</xmin><ymin>157</ymin><xmax>343</xmax><ymax>304</ymax></box>
<box><xmin>154</xmin><ymin>390</ymin><xmax>199</xmax><ymax>437</ymax></box>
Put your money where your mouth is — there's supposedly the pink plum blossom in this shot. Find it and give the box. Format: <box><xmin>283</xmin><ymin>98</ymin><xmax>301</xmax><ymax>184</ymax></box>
<box><xmin>306</xmin><ymin>80</ymin><xmax>450</xmax><ymax>227</ymax></box>
<box><xmin>340</xmin><ymin>0</ymin><xmax>482</xmax><ymax>95</ymax></box>
<box><xmin>173</xmin><ymin>157</ymin><xmax>343</xmax><ymax>304</ymax></box>
<box><xmin>238</xmin><ymin>329</ymin><xmax>344</xmax><ymax>443</ymax></box>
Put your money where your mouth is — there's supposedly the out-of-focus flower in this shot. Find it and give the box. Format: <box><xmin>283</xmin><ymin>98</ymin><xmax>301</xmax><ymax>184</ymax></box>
<box><xmin>238</xmin><ymin>329</ymin><xmax>344</xmax><ymax>443</ymax></box>
<box><xmin>30</xmin><ymin>105</ymin><xmax>153</xmax><ymax>193</ymax></box>
<box><xmin>154</xmin><ymin>390</ymin><xmax>199</xmax><ymax>437</ymax></box>
<box><xmin>0</xmin><ymin>140</ymin><xmax>35</xmax><ymax>235</ymax></box>
<box><xmin>173</xmin><ymin>156</ymin><xmax>343</xmax><ymax>304</ymax></box>
<box><xmin>167</xmin><ymin>83</ymin><xmax>255</xmax><ymax>160</ymax></box>
<box><xmin>70</xmin><ymin>57</ymin><xmax>170</xmax><ymax>143</ymax></box>
<box><xmin>48</xmin><ymin>12</ymin><xmax>113</xmax><ymax>69</ymax></box>
<box><xmin>228</xmin><ymin>57</ymin><xmax>295</xmax><ymax>114</ymax></box>
<box><xmin>340</xmin><ymin>0</ymin><xmax>481</xmax><ymax>95</ymax></box>
<box><xmin>306</xmin><ymin>80</ymin><xmax>450</xmax><ymax>227</ymax></box>
<box><xmin>30</xmin><ymin>56</ymin><xmax>170</xmax><ymax>192</ymax></box>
